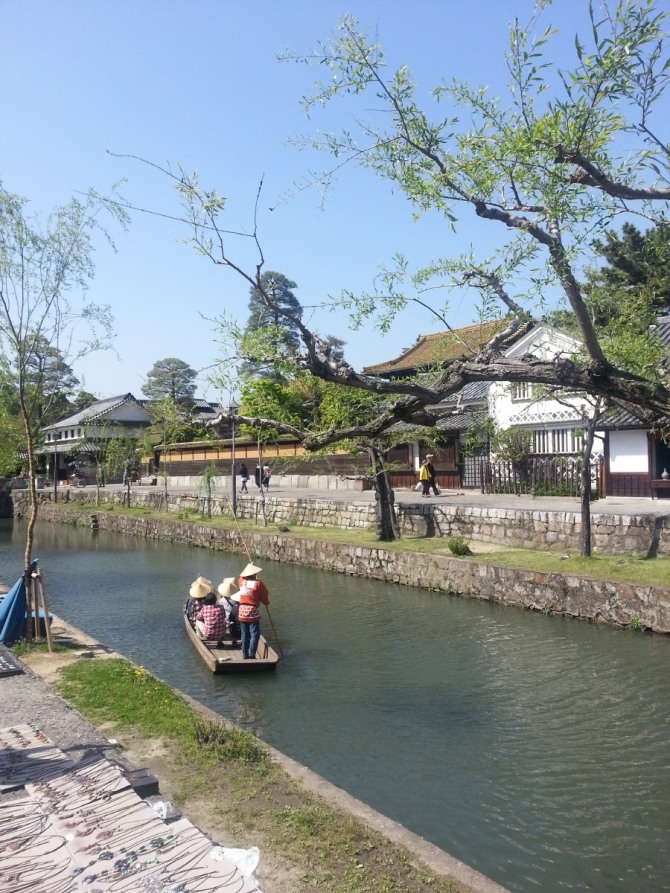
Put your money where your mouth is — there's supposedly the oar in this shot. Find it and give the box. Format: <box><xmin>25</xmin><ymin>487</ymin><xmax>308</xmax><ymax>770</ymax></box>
<box><xmin>231</xmin><ymin>506</ymin><xmax>284</xmax><ymax>657</ymax></box>
<box><xmin>263</xmin><ymin>605</ymin><xmax>283</xmax><ymax>657</ymax></box>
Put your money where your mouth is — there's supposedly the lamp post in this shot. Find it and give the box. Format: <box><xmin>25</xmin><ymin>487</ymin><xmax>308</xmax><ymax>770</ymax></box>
<box><xmin>52</xmin><ymin>432</ymin><xmax>61</xmax><ymax>503</ymax></box>
<box><xmin>230</xmin><ymin>399</ymin><xmax>239</xmax><ymax>516</ymax></box>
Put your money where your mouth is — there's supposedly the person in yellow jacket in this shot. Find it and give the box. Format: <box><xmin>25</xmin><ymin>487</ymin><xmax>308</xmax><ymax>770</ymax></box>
<box><xmin>419</xmin><ymin>459</ymin><xmax>431</xmax><ymax>497</ymax></box>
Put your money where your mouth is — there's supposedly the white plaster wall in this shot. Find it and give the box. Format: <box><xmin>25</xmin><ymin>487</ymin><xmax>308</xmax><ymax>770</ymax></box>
<box><xmin>490</xmin><ymin>325</ymin><xmax>590</xmax><ymax>432</ymax></box>
<box><xmin>609</xmin><ymin>430</ymin><xmax>649</xmax><ymax>473</ymax></box>
<box><xmin>489</xmin><ymin>380</ymin><xmax>589</xmax><ymax>431</ymax></box>
<box><xmin>107</xmin><ymin>402</ymin><xmax>151</xmax><ymax>423</ymax></box>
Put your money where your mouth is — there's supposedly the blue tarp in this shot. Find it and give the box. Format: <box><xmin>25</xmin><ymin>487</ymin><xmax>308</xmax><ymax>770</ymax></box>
<box><xmin>0</xmin><ymin>560</ymin><xmax>38</xmax><ymax>645</ymax></box>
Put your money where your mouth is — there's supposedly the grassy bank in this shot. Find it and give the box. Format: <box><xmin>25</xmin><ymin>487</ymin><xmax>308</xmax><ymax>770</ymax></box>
<box><xmin>50</xmin><ymin>500</ymin><xmax>670</xmax><ymax>588</ymax></box>
<box><xmin>53</xmin><ymin>655</ymin><xmax>473</xmax><ymax>893</ymax></box>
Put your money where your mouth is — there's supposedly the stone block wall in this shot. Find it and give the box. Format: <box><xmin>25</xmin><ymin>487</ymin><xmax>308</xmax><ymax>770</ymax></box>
<box><xmin>24</xmin><ymin>504</ymin><xmax>670</xmax><ymax>633</ymax></box>
<box><xmin>10</xmin><ymin>488</ymin><xmax>670</xmax><ymax>557</ymax></box>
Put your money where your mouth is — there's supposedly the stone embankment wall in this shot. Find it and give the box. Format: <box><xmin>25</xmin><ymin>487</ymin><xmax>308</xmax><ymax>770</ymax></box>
<box><xmin>19</xmin><ymin>501</ymin><xmax>670</xmax><ymax>634</ymax></box>
<box><xmin>13</xmin><ymin>488</ymin><xmax>670</xmax><ymax>557</ymax></box>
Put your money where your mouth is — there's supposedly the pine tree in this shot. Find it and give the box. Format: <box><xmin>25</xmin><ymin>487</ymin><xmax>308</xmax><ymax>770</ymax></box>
<box><xmin>242</xmin><ymin>272</ymin><xmax>303</xmax><ymax>379</ymax></box>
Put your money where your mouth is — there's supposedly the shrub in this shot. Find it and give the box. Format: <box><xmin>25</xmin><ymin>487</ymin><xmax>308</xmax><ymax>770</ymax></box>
<box><xmin>447</xmin><ymin>536</ymin><xmax>471</xmax><ymax>556</ymax></box>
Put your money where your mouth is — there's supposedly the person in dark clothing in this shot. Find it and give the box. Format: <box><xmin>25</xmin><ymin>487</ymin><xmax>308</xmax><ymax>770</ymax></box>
<box><xmin>239</xmin><ymin>463</ymin><xmax>249</xmax><ymax>493</ymax></box>
<box><xmin>424</xmin><ymin>454</ymin><xmax>440</xmax><ymax>496</ymax></box>
<box><xmin>218</xmin><ymin>577</ymin><xmax>241</xmax><ymax>643</ymax></box>
<box><xmin>186</xmin><ymin>575</ymin><xmax>214</xmax><ymax>626</ymax></box>
<box><xmin>254</xmin><ymin>465</ymin><xmax>262</xmax><ymax>490</ymax></box>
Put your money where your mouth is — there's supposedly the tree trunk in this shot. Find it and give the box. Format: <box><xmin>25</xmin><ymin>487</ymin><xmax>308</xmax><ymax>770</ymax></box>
<box><xmin>579</xmin><ymin>405</ymin><xmax>602</xmax><ymax>558</ymax></box>
<box><xmin>368</xmin><ymin>445</ymin><xmax>400</xmax><ymax>542</ymax></box>
<box><xmin>258</xmin><ymin>440</ymin><xmax>267</xmax><ymax>526</ymax></box>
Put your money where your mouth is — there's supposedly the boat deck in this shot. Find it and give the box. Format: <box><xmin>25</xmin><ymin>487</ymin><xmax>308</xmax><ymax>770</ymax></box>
<box><xmin>203</xmin><ymin>636</ymin><xmax>275</xmax><ymax>664</ymax></box>
<box><xmin>184</xmin><ymin>615</ymin><xmax>280</xmax><ymax>673</ymax></box>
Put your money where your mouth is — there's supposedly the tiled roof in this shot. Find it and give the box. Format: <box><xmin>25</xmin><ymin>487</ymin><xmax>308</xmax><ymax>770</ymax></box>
<box><xmin>389</xmin><ymin>406</ymin><xmax>488</xmax><ymax>435</ymax></box>
<box><xmin>46</xmin><ymin>394</ymin><xmax>139</xmax><ymax>429</ymax></box>
<box><xmin>135</xmin><ymin>398</ymin><xmax>223</xmax><ymax>422</ymax></box>
<box><xmin>441</xmin><ymin>381</ymin><xmax>491</xmax><ymax>405</ymax></box>
<box><xmin>363</xmin><ymin>320</ymin><xmax>514</xmax><ymax>375</ymax></box>
<box><xmin>437</xmin><ymin>409</ymin><xmax>489</xmax><ymax>432</ymax></box>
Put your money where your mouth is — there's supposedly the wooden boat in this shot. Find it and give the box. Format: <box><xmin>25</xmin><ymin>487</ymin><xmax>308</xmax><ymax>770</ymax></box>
<box><xmin>183</xmin><ymin>610</ymin><xmax>279</xmax><ymax>674</ymax></box>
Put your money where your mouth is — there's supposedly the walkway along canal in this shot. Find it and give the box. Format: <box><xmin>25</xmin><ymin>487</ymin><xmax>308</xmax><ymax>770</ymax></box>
<box><xmin>1</xmin><ymin>517</ymin><xmax>669</xmax><ymax>893</ymax></box>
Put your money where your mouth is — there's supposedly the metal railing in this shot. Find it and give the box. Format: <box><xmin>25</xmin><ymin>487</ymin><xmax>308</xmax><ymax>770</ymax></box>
<box><xmin>481</xmin><ymin>454</ymin><xmax>602</xmax><ymax>497</ymax></box>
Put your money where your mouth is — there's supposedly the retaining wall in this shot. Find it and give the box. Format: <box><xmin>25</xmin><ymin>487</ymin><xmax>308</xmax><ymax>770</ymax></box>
<box><xmin>19</xmin><ymin>502</ymin><xmax>670</xmax><ymax>634</ymax></box>
<box><xmin>13</xmin><ymin>488</ymin><xmax>670</xmax><ymax>557</ymax></box>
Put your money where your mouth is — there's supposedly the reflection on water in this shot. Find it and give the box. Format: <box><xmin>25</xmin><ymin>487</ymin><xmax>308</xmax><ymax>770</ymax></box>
<box><xmin>1</xmin><ymin>520</ymin><xmax>669</xmax><ymax>893</ymax></box>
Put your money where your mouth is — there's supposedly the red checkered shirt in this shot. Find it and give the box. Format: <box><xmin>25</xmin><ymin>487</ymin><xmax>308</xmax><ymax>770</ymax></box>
<box><xmin>195</xmin><ymin>604</ymin><xmax>227</xmax><ymax>639</ymax></box>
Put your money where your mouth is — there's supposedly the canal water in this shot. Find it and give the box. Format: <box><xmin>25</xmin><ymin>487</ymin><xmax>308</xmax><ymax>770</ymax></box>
<box><xmin>1</xmin><ymin>520</ymin><xmax>669</xmax><ymax>893</ymax></box>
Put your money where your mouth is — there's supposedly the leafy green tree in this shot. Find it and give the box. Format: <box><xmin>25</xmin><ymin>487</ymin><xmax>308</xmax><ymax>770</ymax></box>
<box><xmin>73</xmin><ymin>390</ymin><xmax>98</xmax><ymax>411</ymax></box>
<box><xmin>582</xmin><ymin>223</ymin><xmax>670</xmax><ymax>379</ymax></box>
<box><xmin>591</xmin><ymin>223</ymin><xmax>670</xmax><ymax>317</ymax></box>
<box><xmin>24</xmin><ymin>335</ymin><xmax>80</xmax><ymax>424</ymax></box>
<box><xmin>104</xmin><ymin>433</ymin><xmax>140</xmax><ymax>506</ymax></box>
<box><xmin>141</xmin><ymin>1</ymin><xmax>670</xmax><ymax>539</ymax></box>
<box><xmin>0</xmin><ymin>401</ymin><xmax>22</xmax><ymax>477</ymax></box>
<box><xmin>283</xmin><ymin>5</ymin><xmax>670</xmax><ymax>415</ymax></box>
<box><xmin>146</xmin><ymin>397</ymin><xmax>191</xmax><ymax>503</ymax></box>
<box><xmin>239</xmin><ymin>378</ymin><xmax>308</xmax><ymax>443</ymax></box>
<box><xmin>0</xmin><ymin>182</ymin><xmax>126</xmax><ymax>581</ymax></box>
<box><xmin>143</xmin><ymin>357</ymin><xmax>197</xmax><ymax>405</ymax></box>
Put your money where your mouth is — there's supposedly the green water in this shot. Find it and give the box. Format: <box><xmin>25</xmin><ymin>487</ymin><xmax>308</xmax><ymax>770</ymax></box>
<box><xmin>1</xmin><ymin>520</ymin><xmax>669</xmax><ymax>892</ymax></box>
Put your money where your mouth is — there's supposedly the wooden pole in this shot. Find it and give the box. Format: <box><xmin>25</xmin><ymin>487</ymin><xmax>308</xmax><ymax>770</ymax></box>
<box><xmin>230</xmin><ymin>508</ymin><xmax>283</xmax><ymax>657</ymax></box>
<box><xmin>35</xmin><ymin>573</ymin><xmax>53</xmax><ymax>653</ymax></box>
<box><xmin>24</xmin><ymin>570</ymin><xmax>34</xmax><ymax>642</ymax></box>
<box><xmin>29</xmin><ymin>575</ymin><xmax>39</xmax><ymax>640</ymax></box>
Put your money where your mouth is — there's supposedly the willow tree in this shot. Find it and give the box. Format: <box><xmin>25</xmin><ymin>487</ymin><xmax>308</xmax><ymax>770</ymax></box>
<box><xmin>132</xmin><ymin>2</ymin><xmax>670</xmax><ymax>540</ymax></box>
<box><xmin>279</xmin><ymin>3</ymin><xmax>670</xmax><ymax>415</ymax></box>
<box><xmin>0</xmin><ymin>184</ymin><xmax>126</xmax><ymax>584</ymax></box>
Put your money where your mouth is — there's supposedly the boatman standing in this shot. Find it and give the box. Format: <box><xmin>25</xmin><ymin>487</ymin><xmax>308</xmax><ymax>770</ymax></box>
<box><xmin>236</xmin><ymin>562</ymin><xmax>269</xmax><ymax>659</ymax></box>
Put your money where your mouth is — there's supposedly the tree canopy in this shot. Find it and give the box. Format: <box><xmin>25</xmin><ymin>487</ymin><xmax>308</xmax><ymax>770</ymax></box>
<box><xmin>143</xmin><ymin>357</ymin><xmax>197</xmax><ymax>405</ymax></box>
<box><xmin>0</xmin><ymin>182</ymin><xmax>126</xmax><ymax>571</ymax></box>
<box><xmin>241</xmin><ymin>271</ymin><xmax>303</xmax><ymax>380</ymax></box>
<box><xmin>159</xmin><ymin>0</ymin><xmax>670</xmax><ymax>539</ymax></box>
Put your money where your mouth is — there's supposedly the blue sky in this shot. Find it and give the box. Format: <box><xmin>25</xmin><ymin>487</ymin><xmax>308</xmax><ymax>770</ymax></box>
<box><xmin>3</xmin><ymin>1</ymin><xmax>604</xmax><ymax>400</ymax></box>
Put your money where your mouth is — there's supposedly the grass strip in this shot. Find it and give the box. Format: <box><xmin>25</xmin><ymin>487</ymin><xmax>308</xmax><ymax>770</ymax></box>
<box><xmin>55</xmin><ymin>657</ymin><xmax>473</xmax><ymax>893</ymax></box>
<box><xmin>53</xmin><ymin>499</ymin><xmax>670</xmax><ymax>588</ymax></box>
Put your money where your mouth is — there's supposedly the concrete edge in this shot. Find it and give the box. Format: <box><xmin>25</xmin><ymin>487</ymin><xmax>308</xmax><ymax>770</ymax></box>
<box><xmin>181</xmin><ymin>692</ymin><xmax>511</xmax><ymax>893</ymax></box>
<box><xmin>33</xmin><ymin>614</ymin><xmax>509</xmax><ymax>892</ymax></box>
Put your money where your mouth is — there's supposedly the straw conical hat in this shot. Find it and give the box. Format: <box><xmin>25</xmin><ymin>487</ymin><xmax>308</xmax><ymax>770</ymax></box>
<box><xmin>217</xmin><ymin>577</ymin><xmax>239</xmax><ymax>599</ymax></box>
<box><xmin>240</xmin><ymin>562</ymin><xmax>262</xmax><ymax>578</ymax></box>
<box><xmin>189</xmin><ymin>575</ymin><xmax>213</xmax><ymax>598</ymax></box>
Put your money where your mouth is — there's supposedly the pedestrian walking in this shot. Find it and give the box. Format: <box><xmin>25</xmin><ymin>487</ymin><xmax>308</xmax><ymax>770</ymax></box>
<box><xmin>240</xmin><ymin>463</ymin><xmax>249</xmax><ymax>493</ymax></box>
<box><xmin>424</xmin><ymin>454</ymin><xmax>440</xmax><ymax>496</ymax></box>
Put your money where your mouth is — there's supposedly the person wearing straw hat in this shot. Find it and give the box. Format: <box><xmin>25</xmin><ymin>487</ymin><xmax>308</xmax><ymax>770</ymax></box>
<box><xmin>217</xmin><ymin>577</ymin><xmax>241</xmax><ymax>643</ymax></box>
<box><xmin>236</xmin><ymin>562</ymin><xmax>269</xmax><ymax>659</ymax></box>
<box><xmin>195</xmin><ymin>590</ymin><xmax>227</xmax><ymax>643</ymax></box>
<box><xmin>185</xmin><ymin>575</ymin><xmax>214</xmax><ymax>626</ymax></box>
